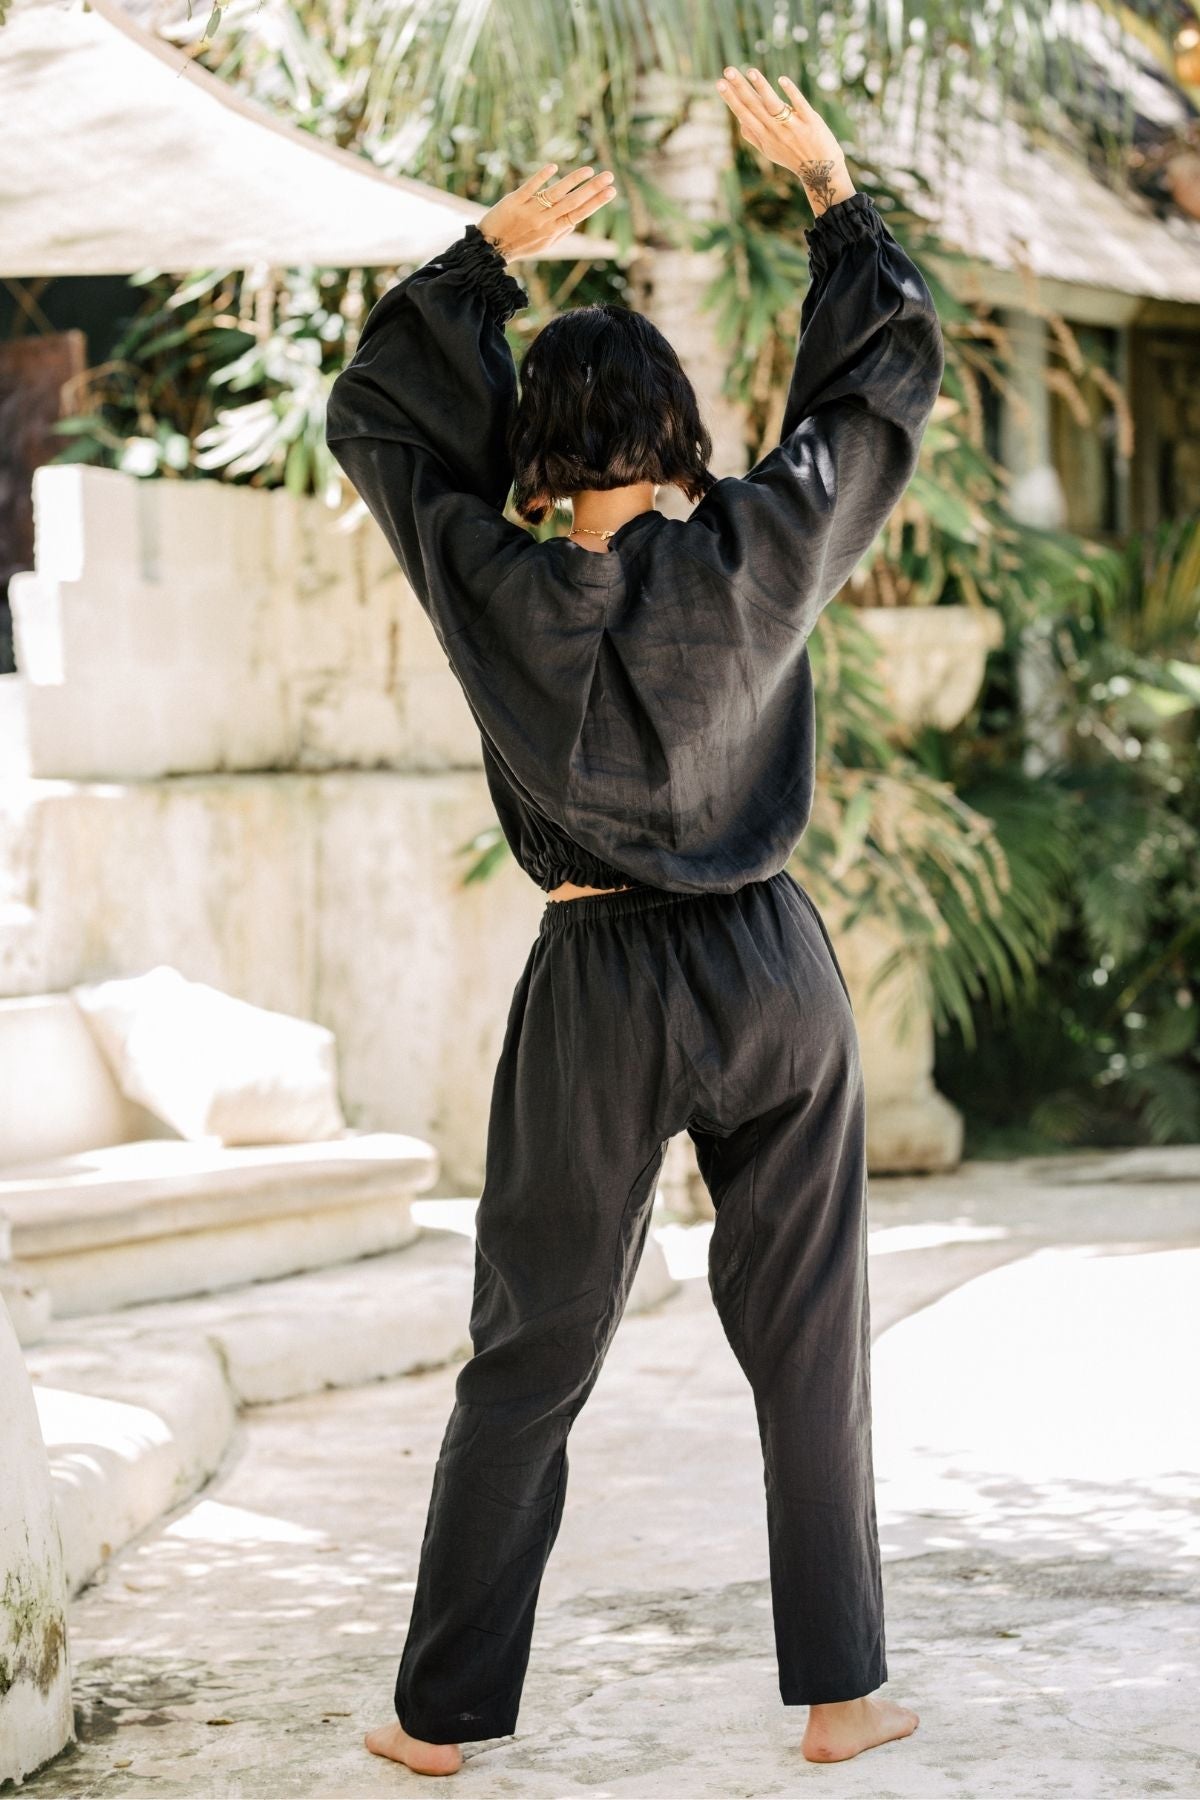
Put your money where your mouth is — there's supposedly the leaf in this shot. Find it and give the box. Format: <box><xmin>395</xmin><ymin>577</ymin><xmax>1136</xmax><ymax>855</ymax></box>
<box><xmin>460</xmin><ymin>839</ymin><xmax>510</xmax><ymax>885</ymax></box>
<box><xmin>284</xmin><ymin>435</ymin><xmax>311</xmax><ymax>496</ymax></box>
<box><xmin>833</xmin><ymin>786</ymin><xmax>874</xmax><ymax>870</ymax></box>
<box><xmin>909</xmin><ymin>477</ymin><xmax>981</xmax><ymax>542</ymax></box>
<box><xmin>1129</xmin><ymin>683</ymin><xmax>1194</xmax><ymax>719</ymax></box>
<box><xmin>47</xmin><ymin>414</ymin><xmax>111</xmax><ymax>436</ymax></box>
<box><xmin>1165</xmin><ymin>661</ymin><xmax>1200</xmax><ymax>702</ymax></box>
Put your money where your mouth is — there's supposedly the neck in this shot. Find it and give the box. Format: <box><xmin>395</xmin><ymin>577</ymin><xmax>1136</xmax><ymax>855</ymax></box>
<box><xmin>568</xmin><ymin>483</ymin><xmax>656</xmax><ymax>549</ymax></box>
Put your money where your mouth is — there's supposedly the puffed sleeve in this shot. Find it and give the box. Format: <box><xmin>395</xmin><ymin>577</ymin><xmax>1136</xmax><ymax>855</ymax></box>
<box><xmin>682</xmin><ymin>190</ymin><xmax>944</xmax><ymax>635</ymax></box>
<box><xmin>324</xmin><ymin>223</ymin><xmax>537</xmax><ymax>646</ymax></box>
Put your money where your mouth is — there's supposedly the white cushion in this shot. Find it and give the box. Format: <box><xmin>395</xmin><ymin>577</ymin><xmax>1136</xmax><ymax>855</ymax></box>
<box><xmin>70</xmin><ymin>966</ymin><xmax>346</xmax><ymax>1146</ymax></box>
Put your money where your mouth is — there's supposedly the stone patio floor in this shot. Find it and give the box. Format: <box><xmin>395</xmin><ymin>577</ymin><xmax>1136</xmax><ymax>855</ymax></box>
<box><xmin>20</xmin><ymin>1148</ymin><xmax>1200</xmax><ymax>1798</ymax></box>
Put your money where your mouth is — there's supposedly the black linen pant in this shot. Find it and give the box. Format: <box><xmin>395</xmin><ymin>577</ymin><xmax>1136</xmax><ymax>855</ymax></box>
<box><xmin>394</xmin><ymin>869</ymin><xmax>887</xmax><ymax>1743</ymax></box>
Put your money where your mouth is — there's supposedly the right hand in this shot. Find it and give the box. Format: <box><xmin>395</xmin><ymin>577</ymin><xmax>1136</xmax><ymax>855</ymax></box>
<box><xmin>478</xmin><ymin>163</ymin><xmax>618</xmax><ymax>264</ymax></box>
<box><xmin>716</xmin><ymin>67</ymin><xmax>856</xmax><ymax>214</ymax></box>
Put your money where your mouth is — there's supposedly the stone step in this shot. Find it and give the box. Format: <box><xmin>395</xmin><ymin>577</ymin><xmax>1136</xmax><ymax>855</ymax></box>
<box><xmin>3</xmin><ymin>1130</ymin><xmax>437</xmax><ymax>1317</ymax></box>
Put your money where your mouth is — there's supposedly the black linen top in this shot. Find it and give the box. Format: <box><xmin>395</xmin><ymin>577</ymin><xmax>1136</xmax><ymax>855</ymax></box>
<box><xmin>324</xmin><ymin>191</ymin><xmax>945</xmax><ymax>895</ymax></box>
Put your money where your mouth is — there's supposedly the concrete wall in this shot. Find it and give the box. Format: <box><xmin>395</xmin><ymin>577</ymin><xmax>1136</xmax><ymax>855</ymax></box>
<box><xmin>9</xmin><ymin>464</ymin><xmax>479</xmax><ymax>780</ymax></box>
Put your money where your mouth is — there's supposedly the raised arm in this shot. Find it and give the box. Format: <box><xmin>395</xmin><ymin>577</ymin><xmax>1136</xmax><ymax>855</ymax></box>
<box><xmin>329</xmin><ymin>224</ymin><xmax>529</xmax><ymax>506</ymax></box>
<box><xmin>684</xmin><ymin>68</ymin><xmax>945</xmax><ymax>636</ymax></box>
<box><xmin>324</xmin><ymin>164</ymin><xmax>617</xmax><ymax>650</ymax></box>
<box><xmin>323</xmin><ymin>226</ymin><xmax>533</xmax><ymax>646</ymax></box>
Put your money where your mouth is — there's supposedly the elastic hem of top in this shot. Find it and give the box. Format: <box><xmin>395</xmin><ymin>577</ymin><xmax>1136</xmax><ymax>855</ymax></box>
<box><xmin>539</xmin><ymin>881</ymin><xmax>705</xmax><ymax>932</ymax></box>
<box><xmin>803</xmin><ymin>190</ymin><xmax>885</xmax><ymax>281</ymax></box>
<box><xmin>435</xmin><ymin>223</ymin><xmax>530</xmax><ymax>323</ymax></box>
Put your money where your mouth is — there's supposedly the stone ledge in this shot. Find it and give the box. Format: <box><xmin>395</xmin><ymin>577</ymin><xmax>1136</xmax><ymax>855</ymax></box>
<box><xmin>4</xmin><ymin>1131</ymin><xmax>438</xmax><ymax>1256</ymax></box>
<box><xmin>25</xmin><ymin>1191</ymin><xmax>427</xmax><ymax>1319</ymax></box>
<box><xmin>4</xmin><ymin>1129</ymin><xmax>438</xmax><ymax>1318</ymax></box>
<box><xmin>28</xmin><ymin>1334</ymin><xmax>235</xmax><ymax>1598</ymax></box>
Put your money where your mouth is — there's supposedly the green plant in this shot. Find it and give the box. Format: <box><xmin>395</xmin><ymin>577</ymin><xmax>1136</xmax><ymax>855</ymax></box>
<box><xmin>934</xmin><ymin>516</ymin><xmax>1200</xmax><ymax>1149</ymax></box>
<box><xmin>670</xmin><ymin>148</ymin><xmax>1141</xmax><ymax>1044</ymax></box>
<box><xmin>189</xmin><ymin>0</ymin><xmax>1188</xmax><ymax>185</ymax></box>
<box><xmin>47</xmin><ymin>266</ymin><xmax>351</xmax><ymax>497</ymax></box>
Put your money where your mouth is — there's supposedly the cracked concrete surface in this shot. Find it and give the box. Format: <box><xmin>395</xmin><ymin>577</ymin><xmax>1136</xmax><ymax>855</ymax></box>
<box><xmin>18</xmin><ymin>1151</ymin><xmax>1200</xmax><ymax>1798</ymax></box>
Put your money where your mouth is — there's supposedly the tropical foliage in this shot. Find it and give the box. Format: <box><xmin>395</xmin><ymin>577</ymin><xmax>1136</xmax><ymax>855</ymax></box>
<box><xmin>933</xmin><ymin>516</ymin><xmax>1200</xmax><ymax>1149</ymax></box>
<box><xmin>50</xmin><ymin>0</ymin><xmax>1191</xmax><ymax>491</ymax></box>
<box><xmin>188</xmin><ymin>0</ymin><xmax>1195</xmax><ymax>191</ymax></box>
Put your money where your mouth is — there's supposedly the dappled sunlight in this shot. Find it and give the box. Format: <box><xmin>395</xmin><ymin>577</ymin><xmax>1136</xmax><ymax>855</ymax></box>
<box><xmin>25</xmin><ymin>1218</ymin><xmax>1198</xmax><ymax>1797</ymax></box>
<box><xmin>163</xmin><ymin>1499</ymin><xmax>325</xmax><ymax>1546</ymax></box>
<box><xmin>1104</xmin><ymin>1673</ymin><xmax>1189</xmax><ymax>1689</ymax></box>
<box><xmin>76</xmin><ymin>1520</ymin><xmax>416</xmax><ymax>1645</ymax></box>
<box><xmin>877</xmin><ymin>1468</ymin><xmax>1200</xmax><ymax>1564</ymax></box>
<box><xmin>574</xmin><ymin>1626</ymin><xmax>715</xmax><ymax>1649</ymax></box>
<box><xmin>874</xmin><ymin>1244</ymin><xmax>1200</xmax><ymax>1564</ymax></box>
<box><xmin>406</xmin><ymin>1205</ymin><xmax>1022</xmax><ymax>1281</ymax></box>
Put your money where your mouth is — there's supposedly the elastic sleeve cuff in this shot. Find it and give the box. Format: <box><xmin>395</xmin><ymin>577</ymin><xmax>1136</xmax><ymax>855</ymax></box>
<box><xmin>434</xmin><ymin>223</ymin><xmax>530</xmax><ymax>323</ymax></box>
<box><xmin>803</xmin><ymin>191</ymin><xmax>886</xmax><ymax>281</ymax></box>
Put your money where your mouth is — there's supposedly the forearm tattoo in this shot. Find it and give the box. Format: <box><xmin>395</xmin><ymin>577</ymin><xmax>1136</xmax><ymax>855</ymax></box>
<box><xmin>796</xmin><ymin>159</ymin><xmax>839</xmax><ymax>211</ymax></box>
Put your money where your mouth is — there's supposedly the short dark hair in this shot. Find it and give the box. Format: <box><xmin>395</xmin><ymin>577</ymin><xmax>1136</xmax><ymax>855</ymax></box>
<box><xmin>508</xmin><ymin>303</ymin><xmax>716</xmax><ymax>524</ymax></box>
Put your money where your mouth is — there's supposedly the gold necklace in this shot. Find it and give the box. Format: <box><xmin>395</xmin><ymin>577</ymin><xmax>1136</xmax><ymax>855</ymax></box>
<box><xmin>569</xmin><ymin>523</ymin><xmax>617</xmax><ymax>539</ymax></box>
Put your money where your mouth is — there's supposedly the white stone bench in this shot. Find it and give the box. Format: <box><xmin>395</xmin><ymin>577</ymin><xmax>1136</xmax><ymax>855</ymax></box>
<box><xmin>0</xmin><ymin>993</ymin><xmax>438</xmax><ymax>1322</ymax></box>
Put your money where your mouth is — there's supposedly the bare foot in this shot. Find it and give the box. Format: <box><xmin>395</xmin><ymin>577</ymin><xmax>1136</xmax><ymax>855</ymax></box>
<box><xmin>365</xmin><ymin>1721</ymin><xmax>463</xmax><ymax>1776</ymax></box>
<box><xmin>801</xmin><ymin>1694</ymin><xmax>919</xmax><ymax>1763</ymax></box>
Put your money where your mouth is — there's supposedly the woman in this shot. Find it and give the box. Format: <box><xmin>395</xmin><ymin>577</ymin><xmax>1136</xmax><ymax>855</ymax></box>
<box><xmin>325</xmin><ymin>64</ymin><xmax>943</xmax><ymax>1776</ymax></box>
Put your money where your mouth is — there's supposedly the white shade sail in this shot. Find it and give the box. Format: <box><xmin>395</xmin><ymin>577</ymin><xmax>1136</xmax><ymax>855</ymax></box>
<box><xmin>0</xmin><ymin>0</ymin><xmax>618</xmax><ymax>276</ymax></box>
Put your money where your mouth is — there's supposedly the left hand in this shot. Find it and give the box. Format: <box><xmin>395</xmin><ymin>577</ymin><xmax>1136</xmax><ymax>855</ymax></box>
<box><xmin>716</xmin><ymin>67</ymin><xmax>854</xmax><ymax>213</ymax></box>
<box><xmin>478</xmin><ymin>163</ymin><xmax>617</xmax><ymax>264</ymax></box>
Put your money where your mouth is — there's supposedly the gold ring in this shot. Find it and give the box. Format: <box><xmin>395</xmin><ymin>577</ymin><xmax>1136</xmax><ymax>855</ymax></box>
<box><xmin>535</xmin><ymin>189</ymin><xmax>554</xmax><ymax>210</ymax></box>
<box><xmin>772</xmin><ymin>103</ymin><xmax>794</xmax><ymax>121</ymax></box>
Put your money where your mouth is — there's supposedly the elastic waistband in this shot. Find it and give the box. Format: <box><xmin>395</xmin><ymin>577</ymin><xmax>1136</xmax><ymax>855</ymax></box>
<box><xmin>539</xmin><ymin>881</ymin><xmax>704</xmax><ymax>934</ymax></box>
<box><xmin>537</xmin><ymin>873</ymin><xmax>795</xmax><ymax>934</ymax></box>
